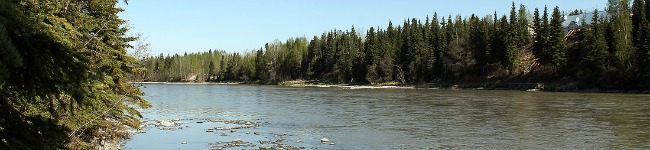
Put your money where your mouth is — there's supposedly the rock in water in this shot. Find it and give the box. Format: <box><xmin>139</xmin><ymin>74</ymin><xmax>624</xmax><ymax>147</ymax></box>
<box><xmin>158</xmin><ymin>120</ymin><xmax>175</xmax><ymax>127</ymax></box>
<box><xmin>231</xmin><ymin>139</ymin><xmax>243</xmax><ymax>144</ymax></box>
<box><xmin>321</xmin><ymin>138</ymin><xmax>330</xmax><ymax>143</ymax></box>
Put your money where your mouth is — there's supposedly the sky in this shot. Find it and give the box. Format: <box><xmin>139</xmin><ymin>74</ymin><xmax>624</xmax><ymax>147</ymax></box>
<box><xmin>118</xmin><ymin>0</ymin><xmax>608</xmax><ymax>55</ymax></box>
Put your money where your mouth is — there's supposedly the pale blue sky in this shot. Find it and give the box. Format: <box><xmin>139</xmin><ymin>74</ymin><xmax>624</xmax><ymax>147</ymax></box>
<box><xmin>118</xmin><ymin>0</ymin><xmax>607</xmax><ymax>55</ymax></box>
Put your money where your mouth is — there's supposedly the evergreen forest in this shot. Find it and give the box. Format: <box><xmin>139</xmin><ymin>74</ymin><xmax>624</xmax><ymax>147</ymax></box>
<box><xmin>141</xmin><ymin>1</ymin><xmax>649</xmax><ymax>91</ymax></box>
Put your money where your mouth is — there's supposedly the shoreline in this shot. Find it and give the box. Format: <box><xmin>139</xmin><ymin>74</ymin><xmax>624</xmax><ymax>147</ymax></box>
<box><xmin>130</xmin><ymin>81</ymin><xmax>243</xmax><ymax>85</ymax></box>
<box><xmin>130</xmin><ymin>81</ymin><xmax>649</xmax><ymax>94</ymax></box>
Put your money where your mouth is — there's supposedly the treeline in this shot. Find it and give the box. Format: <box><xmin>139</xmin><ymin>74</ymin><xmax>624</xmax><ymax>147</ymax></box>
<box><xmin>1</xmin><ymin>0</ymin><xmax>150</xmax><ymax>149</ymax></box>
<box><xmin>142</xmin><ymin>1</ymin><xmax>649</xmax><ymax>90</ymax></box>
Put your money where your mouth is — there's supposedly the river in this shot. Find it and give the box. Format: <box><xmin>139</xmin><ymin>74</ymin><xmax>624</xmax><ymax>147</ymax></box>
<box><xmin>124</xmin><ymin>83</ymin><xmax>650</xmax><ymax>149</ymax></box>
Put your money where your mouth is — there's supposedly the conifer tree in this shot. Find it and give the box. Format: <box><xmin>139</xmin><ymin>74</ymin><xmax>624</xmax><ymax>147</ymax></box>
<box><xmin>532</xmin><ymin>8</ymin><xmax>542</xmax><ymax>58</ymax></box>
<box><xmin>532</xmin><ymin>7</ymin><xmax>553</xmax><ymax>66</ymax></box>
<box><xmin>503</xmin><ymin>4</ymin><xmax>521</xmax><ymax>71</ymax></box>
<box><xmin>428</xmin><ymin>13</ymin><xmax>442</xmax><ymax>78</ymax></box>
<box><xmin>469</xmin><ymin>15</ymin><xmax>490</xmax><ymax>71</ymax></box>
<box><xmin>350</xmin><ymin>27</ymin><xmax>366</xmax><ymax>82</ymax></box>
<box><xmin>491</xmin><ymin>12</ymin><xmax>504</xmax><ymax>64</ymax></box>
<box><xmin>498</xmin><ymin>15</ymin><xmax>511</xmax><ymax>68</ymax></box>
<box><xmin>548</xmin><ymin>6</ymin><xmax>567</xmax><ymax>68</ymax></box>
<box><xmin>379</xmin><ymin>23</ymin><xmax>397</xmax><ymax>83</ymax></box>
<box><xmin>509</xmin><ymin>2</ymin><xmax>519</xmax><ymax>46</ymax></box>
<box><xmin>365</xmin><ymin>27</ymin><xmax>380</xmax><ymax>83</ymax></box>
<box><xmin>255</xmin><ymin>48</ymin><xmax>265</xmax><ymax>81</ymax></box>
<box><xmin>436</xmin><ymin>17</ymin><xmax>448</xmax><ymax>77</ymax></box>
<box><xmin>0</xmin><ymin>0</ymin><xmax>150</xmax><ymax>148</ymax></box>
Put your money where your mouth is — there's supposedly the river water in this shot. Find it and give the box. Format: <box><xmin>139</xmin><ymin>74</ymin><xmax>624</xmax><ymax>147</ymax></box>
<box><xmin>124</xmin><ymin>84</ymin><xmax>650</xmax><ymax>149</ymax></box>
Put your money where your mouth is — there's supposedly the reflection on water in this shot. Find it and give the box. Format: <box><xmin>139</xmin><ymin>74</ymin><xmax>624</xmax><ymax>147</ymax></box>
<box><xmin>126</xmin><ymin>84</ymin><xmax>650</xmax><ymax>149</ymax></box>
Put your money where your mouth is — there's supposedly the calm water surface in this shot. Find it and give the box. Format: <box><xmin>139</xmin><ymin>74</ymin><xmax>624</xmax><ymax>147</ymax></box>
<box><xmin>125</xmin><ymin>84</ymin><xmax>650</xmax><ymax>149</ymax></box>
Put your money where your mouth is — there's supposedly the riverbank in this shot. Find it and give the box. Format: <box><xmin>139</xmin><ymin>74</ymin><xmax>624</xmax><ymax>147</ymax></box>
<box><xmin>130</xmin><ymin>81</ymin><xmax>244</xmax><ymax>85</ymax></box>
<box><xmin>275</xmin><ymin>80</ymin><xmax>650</xmax><ymax>93</ymax></box>
<box><xmin>278</xmin><ymin>80</ymin><xmax>415</xmax><ymax>90</ymax></box>
<box><xmin>131</xmin><ymin>80</ymin><xmax>648</xmax><ymax>94</ymax></box>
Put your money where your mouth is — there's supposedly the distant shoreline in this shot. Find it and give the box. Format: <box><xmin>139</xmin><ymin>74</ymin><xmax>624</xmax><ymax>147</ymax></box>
<box><xmin>130</xmin><ymin>80</ymin><xmax>649</xmax><ymax>94</ymax></box>
<box><xmin>130</xmin><ymin>82</ymin><xmax>242</xmax><ymax>85</ymax></box>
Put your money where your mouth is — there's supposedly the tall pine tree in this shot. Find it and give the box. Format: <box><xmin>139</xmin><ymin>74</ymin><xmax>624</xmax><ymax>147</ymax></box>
<box><xmin>548</xmin><ymin>6</ymin><xmax>567</xmax><ymax>69</ymax></box>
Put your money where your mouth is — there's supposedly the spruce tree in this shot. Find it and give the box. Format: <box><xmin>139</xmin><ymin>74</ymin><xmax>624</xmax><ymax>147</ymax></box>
<box><xmin>380</xmin><ymin>23</ymin><xmax>397</xmax><ymax>83</ymax></box>
<box><xmin>532</xmin><ymin>8</ymin><xmax>544</xmax><ymax>63</ymax></box>
<box><xmin>255</xmin><ymin>48</ymin><xmax>266</xmax><ymax>81</ymax></box>
<box><xmin>0</xmin><ymin>0</ymin><xmax>150</xmax><ymax>148</ymax></box>
<box><xmin>365</xmin><ymin>27</ymin><xmax>380</xmax><ymax>83</ymax></box>
<box><xmin>436</xmin><ymin>17</ymin><xmax>448</xmax><ymax>77</ymax></box>
<box><xmin>491</xmin><ymin>12</ymin><xmax>504</xmax><ymax>64</ymax></box>
<box><xmin>350</xmin><ymin>26</ymin><xmax>366</xmax><ymax>82</ymax></box>
<box><xmin>543</xmin><ymin>6</ymin><xmax>550</xmax><ymax>63</ymax></box>
<box><xmin>469</xmin><ymin>15</ymin><xmax>490</xmax><ymax>71</ymax></box>
<box><xmin>428</xmin><ymin>13</ymin><xmax>441</xmax><ymax>78</ymax></box>
<box><xmin>505</xmin><ymin>5</ymin><xmax>521</xmax><ymax>71</ymax></box>
<box><xmin>509</xmin><ymin>2</ymin><xmax>519</xmax><ymax>45</ymax></box>
<box><xmin>548</xmin><ymin>6</ymin><xmax>567</xmax><ymax>68</ymax></box>
<box><xmin>498</xmin><ymin>15</ymin><xmax>510</xmax><ymax>68</ymax></box>
<box><xmin>409</xmin><ymin>18</ymin><xmax>428</xmax><ymax>83</ymax></box>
